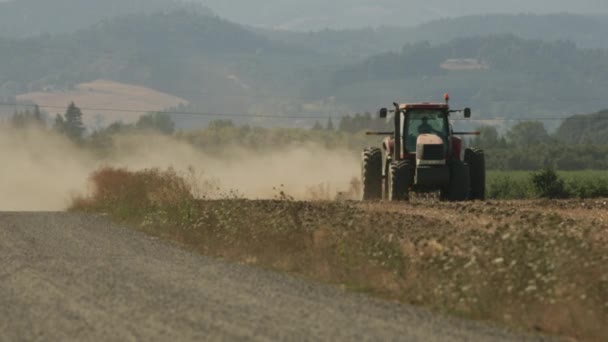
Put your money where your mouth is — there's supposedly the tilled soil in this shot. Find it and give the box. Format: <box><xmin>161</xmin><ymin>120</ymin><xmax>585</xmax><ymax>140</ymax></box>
<box><xmin>355</xmin><ymin>199</ymin><xmax>607</xmax><ymax>340</ymax></box>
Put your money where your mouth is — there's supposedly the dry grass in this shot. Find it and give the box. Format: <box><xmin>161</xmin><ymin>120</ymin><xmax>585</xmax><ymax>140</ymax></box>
<box><xmin>72</xmin><ymin>167</ymin><xmax>195</xmax><ymax>220</ymax></box>
<box><xmin>72</xmin><ymin>167</ymin><xmax>608</xmax><ymax>341</ymax></box>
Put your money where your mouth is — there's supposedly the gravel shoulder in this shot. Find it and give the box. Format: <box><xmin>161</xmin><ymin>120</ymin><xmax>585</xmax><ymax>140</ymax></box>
<box><xmin>0</xmin><ymin>212</ymin><xmax>547</xmax><ymax>341</ymax></box>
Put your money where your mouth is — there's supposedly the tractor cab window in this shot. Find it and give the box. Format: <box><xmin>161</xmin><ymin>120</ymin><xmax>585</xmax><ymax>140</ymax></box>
<box><xmin>403</xmin><ymin>110</ymin><xmax>448</xmax><ymax>153</ymax></box>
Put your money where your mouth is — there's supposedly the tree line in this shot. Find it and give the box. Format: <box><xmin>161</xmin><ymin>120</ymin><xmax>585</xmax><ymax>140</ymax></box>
<box><xmin>470</xmin><ymin>114</ymin><xmax>608</xmax><ymax>170</ymax></box>
<box><xmin>7</xmin><ymin>102</ymin><xmax>608</xmax><ymax>171</ymax></box>
<box><xmin>7</xmin><ymin>102</ymin><xmax>175</xmax><ymax>143</ymax></box>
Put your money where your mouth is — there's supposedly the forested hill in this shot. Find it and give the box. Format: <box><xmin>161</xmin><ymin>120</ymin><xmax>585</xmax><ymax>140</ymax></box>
<box><xmin>557</xmin><ymin>110</ymin><xmax>608</xmax><ymax>144</ymax></box>
<box><xmin>2</xmin><ymin>0</ymin><xmax>607</xmax><ymax>42</ymax></box>
<box><xmin>262</xmin><ymin>14</ymin><xmax>608</xmax><ymax>58</ymax></box>
<box><xmin>0</xmin><ymin>11</ymin><xmax>259</xmax><ymax>89</ymax></box>
<box><xmin>407</xmin><ymin>14</ymin><xmax>608</xmax><ymax>49</ymax></box>
<box><xmin>334</xmin><ymin>35</ymin><xmax>608</xmax><ymax>84</ymax></box>
<box><xmin>2</xmin><ymin>8</ymin><xmax>608</xmax><ymax>124</ymax></box>
<box><xmin>0</xmin><ymin>10</ymin><xmax>328</xmax><ymax>113</ymax></box>
<box><xmin>0</xmin><ymin>0</ymin><xmax>211</xmax><ymax>38</ymax></box>
<box><xmin>180</xmin><ymin>0</ymin><xmax>608</xmax><ymax>30</ymax></box>
<box><xmin>318</xmin><ymin>35</ymin><xmax>608</xmax><ymax>121</ymax></box>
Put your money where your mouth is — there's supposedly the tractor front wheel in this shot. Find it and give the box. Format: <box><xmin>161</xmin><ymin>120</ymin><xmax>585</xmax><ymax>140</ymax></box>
<box><xmin>361</xmin><ymin>147</ymin><xmax>383</xmax><ymax>200</ymax></box>
<box><xmin>388</xmin><ymin>161</ymin><xmax>412</xmax><ymax>201</ymax></box>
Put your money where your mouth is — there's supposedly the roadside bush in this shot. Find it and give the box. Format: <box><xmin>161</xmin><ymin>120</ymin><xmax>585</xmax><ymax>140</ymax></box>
<box><xmin>531</xmin><ymin>168</ymin><xmax>570</xmax><ymax>199</ymax></box>
<box><xmin>71</xmin><ymin>167</ymin><xmax>196</xmax><ymax>220</ymax></box>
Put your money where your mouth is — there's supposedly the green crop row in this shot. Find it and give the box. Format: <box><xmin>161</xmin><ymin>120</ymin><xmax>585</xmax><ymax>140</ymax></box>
<box><xmin>487</xmin><ymin>170</ymin><xmax>608</xmax><ymax>199</ymax></box>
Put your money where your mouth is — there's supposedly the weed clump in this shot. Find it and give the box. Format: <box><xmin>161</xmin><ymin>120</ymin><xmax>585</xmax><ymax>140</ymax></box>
<box><xmin>72</xmin><ymin>167</ymin><xmax>195</xmax><ymax>220</ymax></box>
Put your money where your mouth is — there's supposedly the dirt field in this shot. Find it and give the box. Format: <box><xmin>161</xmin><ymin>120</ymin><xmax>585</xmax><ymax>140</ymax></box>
<box><xmin>71</xmin><ymin>168</ymin><xmax>607</xmax><ymax>341</ymax></box>
<box><xmin>1</xmin><ymin>212</ymin><xmax>551</xmax><ymax>342</ymax></box>
<box><xmin>192</xmin><ymin>198</ymin><xmax>608</xmax><ymax>341</ymax></box>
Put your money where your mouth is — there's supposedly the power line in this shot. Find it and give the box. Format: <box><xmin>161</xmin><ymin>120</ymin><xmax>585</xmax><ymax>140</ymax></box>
<box><xmin>0</xmin><ymin>102</ymin><xmax>331</xmax><ymax>120</ymax></box>
<box><xmin>65</xmin><ymin>86</ymin><xmax>608</xmax><ymax>104</ymax></box>
<box><xmin>0</xmin><ymin>101</ymin><xmax>606</xmax><ymax>122</ymax></box>
<box><xmin>451</xmin><ymin>117</ymin><xmax>605</xmax><ymax>122</ymax></box>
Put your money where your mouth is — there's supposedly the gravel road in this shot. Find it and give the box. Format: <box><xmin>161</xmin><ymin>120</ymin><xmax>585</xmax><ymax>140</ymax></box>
<box><xmin>0</xmin><ymin>212</ymin><xmax>548</xmax><ymax>341</ymax></box>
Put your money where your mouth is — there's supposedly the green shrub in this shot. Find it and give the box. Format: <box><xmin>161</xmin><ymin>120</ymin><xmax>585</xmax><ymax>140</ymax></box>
<box><xmin>531</xmin><ymin>168</ymin><xmax>570</xmax><ymax>199</ymax></box>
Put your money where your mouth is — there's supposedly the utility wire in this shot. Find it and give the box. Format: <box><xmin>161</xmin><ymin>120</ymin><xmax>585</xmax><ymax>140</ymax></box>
<box><xmin>0</xmin><ymin>102</ymin><xmax>606</xmax><ymax>122</ymax></box>
<box><xmin>59</xmin><ymin>87</ymin><xmax>608</xmax><ymax>104</ymax></box>
<box><xmin>0</xmin><ymin>102</ymin><xmax>331</xmax><ymax>120</ymax></box>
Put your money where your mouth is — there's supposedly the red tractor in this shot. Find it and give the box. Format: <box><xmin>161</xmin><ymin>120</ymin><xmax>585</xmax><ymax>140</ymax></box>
<box><xmin>362</xmin><ymin>95</ymin><xmax>485</xmax><ymax>201</ymax></box>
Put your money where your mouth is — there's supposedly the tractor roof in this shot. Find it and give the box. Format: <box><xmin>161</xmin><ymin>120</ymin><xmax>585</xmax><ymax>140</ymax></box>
<box><xmin>399</xmin><ymin>103</ymin><xmax>449</xmax><ymax>111</ymax></box>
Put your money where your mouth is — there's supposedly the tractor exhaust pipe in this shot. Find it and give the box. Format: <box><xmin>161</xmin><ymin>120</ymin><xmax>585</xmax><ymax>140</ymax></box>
<box><xmin>393</xmin><ymin>103</ymin><xmax>401</xmax><ymax>160</ymax></box>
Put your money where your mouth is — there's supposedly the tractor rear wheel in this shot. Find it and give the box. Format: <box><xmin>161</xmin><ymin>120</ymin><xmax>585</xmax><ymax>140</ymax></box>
<box><xmin>442</xmin><ymin>160</ymin><xmax>470</xmax><ymax>201</ymax></box>
<box><xmin>383</xmin><ymin>155</ymin><xmax>391</xmax><ymax>200</ymax></box>
<box><xmin>388</xmin><ymin>160</ymin><xmax>412</xmax><ymax>201</ymax></box>
<box><xmin>465</xmin><ymin>148</ymin><xmax>486</xmax><ymax>200</ymax></box>
<box><xmin>361</xmin><ymin>147</ymin><xmax>383</xmax><ymax>200</ymax></box>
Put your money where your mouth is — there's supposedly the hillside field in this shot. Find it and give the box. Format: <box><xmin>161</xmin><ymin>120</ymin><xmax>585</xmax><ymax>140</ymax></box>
<box><xmin>17</xmin><ymin>80</ymin><xmax>188</xmax><ymax>126</ymax></box>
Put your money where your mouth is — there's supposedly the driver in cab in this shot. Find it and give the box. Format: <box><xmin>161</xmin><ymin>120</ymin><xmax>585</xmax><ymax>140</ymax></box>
<box><xmin>418</xmin><ymin>117</ymin><xmax>436</xmax><ymax>135</ymax></box>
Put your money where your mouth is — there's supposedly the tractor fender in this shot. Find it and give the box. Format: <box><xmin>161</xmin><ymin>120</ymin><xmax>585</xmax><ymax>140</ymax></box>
<box><xmin>450</xmin><ymin>136</ymin><xmax>463</xmax><ymax>161</ymax></box>
<box><xmin>383</xmin><ymin>137</ymin><xmax>395</xmax><ymax>154</ymax></box>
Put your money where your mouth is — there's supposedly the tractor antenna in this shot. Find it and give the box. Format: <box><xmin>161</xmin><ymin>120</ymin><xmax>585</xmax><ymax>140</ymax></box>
<box><xmin>444</xmin><ymin>93</ymin><xmax>450</xmax><ymax>105</ymax></box>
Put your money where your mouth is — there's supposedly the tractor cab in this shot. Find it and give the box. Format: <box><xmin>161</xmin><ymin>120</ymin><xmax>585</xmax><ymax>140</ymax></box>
<box><xmin>399</xmin><ymin>104</ymin><xmax>450</xmax><ymax>160</ymax></box>
<box><xmin>379</xmin><ymin>103</ymin><xmax>452</xmax><ymax>163</ymax></box>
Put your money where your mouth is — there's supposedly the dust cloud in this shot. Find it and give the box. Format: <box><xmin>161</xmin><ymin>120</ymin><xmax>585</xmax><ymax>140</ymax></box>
<box><xmin>0</xmin><ymin>125</ymin><xmax>360</xmax><ymax>211</ymax></box>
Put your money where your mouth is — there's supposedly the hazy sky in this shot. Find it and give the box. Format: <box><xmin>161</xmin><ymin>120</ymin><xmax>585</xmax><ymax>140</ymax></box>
<box><xmin>1</xmin><ymin>0</ymin><xmax>607</xmax><ymax>30</ymax></box>
<box><xmin>195</xmin><ymin>0</ymin><xmax>608</xmax><ymax>29</ymax></box>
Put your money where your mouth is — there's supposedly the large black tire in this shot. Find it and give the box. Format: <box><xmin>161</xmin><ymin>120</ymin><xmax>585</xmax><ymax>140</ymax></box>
<box><xmin>382</xmin><ymin>156</ymin><xmax>391</xmax><ymax>201</ymax></box>
<box><xmin>441</xmin><ymin>160</ymin><xmax>470</xmax><ymax>202</ymax></box>
<box><xmin>465</xmin><ymin>148</ymin><xmax>486</xmax><ymax>200</ymax></box>
<box><xmin>388</xmin><ymin>160</ymin><xmax>413</xmax><ymax>201</ymax></box>
<box><xmin>361</xmin><ymin>147</ymin><xmax>383</xmax><ymax>200</ymax></box>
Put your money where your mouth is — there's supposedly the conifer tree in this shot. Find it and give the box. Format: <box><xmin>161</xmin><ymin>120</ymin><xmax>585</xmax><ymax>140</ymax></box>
<box><xmin>33</xmin><ymin>105</ymin><xmax>43</xmax><ymax>123</ymax></box>
<box><xmin>63</xmin><ymin>102</ymin><xmax>85</xmax><ymax>141</ymax></box>
<box><xmin>54</xmin><ymin>113</ymin><xmax>65</xmax><ymax>134</ymax></box>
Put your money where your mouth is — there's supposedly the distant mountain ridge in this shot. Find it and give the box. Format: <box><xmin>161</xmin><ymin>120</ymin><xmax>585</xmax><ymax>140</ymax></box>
<box><xmin>263</xmin><ymin>13</ymin><xmax>608</xmax><ymax>59</ymax></box>
<box><xmin>0</xmin><ymin>0</ymin><xmax>212</xmax><ymax>37</ymax></box>
<box><xmin>1</xmin><ymin>0</ymin><xmax>607</xmax><ymax>37</ymax></box>
<box><xmin>405</xmin><ymin>13</ymin><xmax>608</xmax><ymax>49</ymax></box>
<box><xmin>196</xmin><ymin>0</ymin><xmax>608</xmax><ymax>30</ymax></box>
<box><xmin>1</xmin><ymin>7</ymin><xmax>607</xmax><ymax>125</ymax></box>
<box><xmin>0</xmin><ymin>10</ymin><xmax>331</xmax><ymax>121</ymax></box>
<box><xmin>315</xmin><ymin>34</ymin><xmax>608</xmax><ymax>124</ymax></box>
